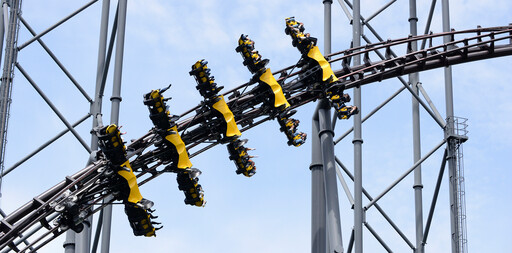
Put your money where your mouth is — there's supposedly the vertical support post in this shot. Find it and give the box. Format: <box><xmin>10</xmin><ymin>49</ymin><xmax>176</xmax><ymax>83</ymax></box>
<box><xmin>441</xmin><ymin>0</ymin><xmax>460</xmax><ymax>252</ymax></box>
<box><xmin>63</xmin><ymin>230</ymin><xmax>76</xmax><ymax>253</ymax></box>
<box><xmin>0</xmin><ymin>0</ymin><xmax>6</xmax><ymax>65</ymax></box>
<box><xmin>408</xmin><ymin>0</ymin><xmax>424</xmax><ymax>252</ymax></box>
<box><xmin>352</xmin><ymin>0</ymin><xmax>363</xmax><ymax>252</ymax></box>
<box><xmin>91</xmin><ymin>0</ymin><xmax>110</xmax><ymax>143</ymax></box>
<box><xmin>109</xmin><ymin>0</ymin><xmax>126</xmax><ymax>126</ymax></box>
<box><xmin>324</xmin><ymin>0</ymin><xmax>332</xmax><ymax>56</ymax></box>
<box><xmin>318</xmin><ymin>99</ymin><xmax>344</xmax><ymax>253</ymax></box>
<box><xmin>0</xmin><ymin>0</ymin><xmax>6</xmax><ymax>198</ymax></box>
<box><xmin>101</xmin><ymin>1</ymin><xmax>127</xmax><ymax>253</ymax></box>
<box><xmin>70</xmin><ymin>1</ymin><xmax>112</xmax><ymax>253</ymax></box>
<box><xmin>0</xmin><ymin>0</ymin><xmax>20</xmax><ymax>203</ymax></box>
<box><xmin>322</xmin><ymin>1</ymin><xmax>343</xmax><ymax>252</ymax></box>
<box><xmin>311</xmin><ymin>118</ymin><xmax>327</xmax><ymax>253</ymax></box>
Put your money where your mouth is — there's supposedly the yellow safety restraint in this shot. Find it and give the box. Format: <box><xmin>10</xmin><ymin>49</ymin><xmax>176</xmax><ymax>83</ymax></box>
<box><xmin>211</xmin><ymin>95</ymin><xmax>241</xmax><ymax>138</ymax></box>
<box><xmin>117</xmin><ymin>160</ymin><xmax>143</xmax><ymax>204</ymax></box>
<box><xmin>258</xmin><ymin>68</ymin><xmax>290</xmax><ymax>109</ymax></box>
<box><xmin>164</xmin><ymin>125</ymin><xmax>193</xmax><ymax>169</ymax></box>
<box><xmin>306</xmin><ymin>46</ymin><xmax>338</xmax><ymax>83</ymax></box>
<box><xmin>103</xmin><ymin>125</ymin><xmax>143</xmax><ymax>204</ymax></box>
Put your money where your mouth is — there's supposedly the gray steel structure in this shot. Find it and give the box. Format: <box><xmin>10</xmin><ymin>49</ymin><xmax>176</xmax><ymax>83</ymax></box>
<box><xmin>0</xmin><ymin>0</ymin><xmax>509</xmax><ymax>252</ymax></box>
<box><xmin>314</xmin><ymin>0</ymin><xmax>470</xmax><ymax>252</ymax></box>
<box><xmin>0</xmin><ymin>0</ymin><xmax>127</xmax><ymax>252</ymax></box>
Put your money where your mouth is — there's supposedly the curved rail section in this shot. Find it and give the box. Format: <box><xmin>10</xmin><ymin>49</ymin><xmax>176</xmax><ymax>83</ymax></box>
<box><xmin>1</xmin><ymin>24</ymin><xmax>511</xmax><ymax>252</ymax></box>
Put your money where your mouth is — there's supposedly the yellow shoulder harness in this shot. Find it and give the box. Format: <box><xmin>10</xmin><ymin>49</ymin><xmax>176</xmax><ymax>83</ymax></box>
<box><xmin>259</xmin><ymin>68</ymin><xmax>290</xmax><ymax>109</ymax></box>
<box><xmin>117</xmin><ymin>160</ymin><xmax>143</xmax><ymax>204</ymax></box>
<box><xmin>307</xmin><ymin>46</ymin><xmax>338</xmax><ymax>83</ymax></box>
<box><xmin>164</xmin><ymin>125</ymin><xmax>193</xmax><ymax>169</ymax></box>
<box><xmin>212</xmin><ymin>95</ymin><xmax>241</xmax><ymax>138</ymax></box>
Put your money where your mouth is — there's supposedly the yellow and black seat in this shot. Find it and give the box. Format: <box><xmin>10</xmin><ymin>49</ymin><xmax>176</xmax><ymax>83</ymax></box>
<box><xmin>285</xmin><ymin>17</ymin><xmax>317</xmax><ymax>54</ymax></box>
<box><xmin>227</xmin><ymin>139</ymin><xmax>256</xmax><ymax>177</ymax></box>
<box><xmin>209</xmin><ymin>95</ymin><xmax>242</xmax><ymax>142</ymax></box>
<box><xmin>284</xmin><ymin>17</ymin><xmax>359</xmax><ymax>121</ymax></box>
<box><xmin>144</xmin><ymin>88</ymin><xmax>193</xmax><ymax>170</ymax></box>
<box><xmin>190</xmin><ymin>60</ymin><xmax>223</xmax><ymax>98</ymax></box>
<box><xmin>176</xmin><ymin>169</ymin><xmax>205</xmax><ymax>207</ymax></box>
<box><xmin>235</xmin><ymin>35</ymin><xmax>307</xmax><ymax>147</ymax></box>
<box><xmin>95</xmin><ymin>124</ymin><xmax>160</xmax><ymax>236</ymax></box>
<box><xmin>255</xmin><ymin>68</ymin><xmax>290</xmax><ymax>112</ymax></box>
<box><xmin>124</xmin><ymin>199</ymin><xmax>161</xmax><ymax>237</ymax></box>
<box><xmin>191</xmin><ymin>60</ymin><xmax>257</xmax><ymax>176</ymax></box>
<box><xmin>277</xmin><ymin>110</ymin><xmax>307</xmax><ymax>147</ymax></box>
<box><xmin>236</xmin><ymin>34</ymin><xmax>269</xmax><ymax>74</ymax></box>
<box><xmin>144</xmin><ymin>87</ymin><xmax>207</xmax><ymax>207</ymax></box>
<box><xmin>143</xmin><ymin>87</ymin><xmax>173</xmax><ymax>131</ymax></box>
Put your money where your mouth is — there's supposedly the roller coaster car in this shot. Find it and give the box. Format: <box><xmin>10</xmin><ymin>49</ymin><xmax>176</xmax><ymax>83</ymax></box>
<box><xmin>95</xmin><ymin>124</ymin><xmax>127</xmax><ymax>165</ymax></box>
<box><xmin>227</xmin><ymin>139</ymin><xmax>256</xmax><ymax>177</ymax></box>
<box><xmin>301</xmin><ymin>47</ymin><xmax>360</xmax><ymax>120</ymax></box>
<box><xmin>176</xmin><ymin>169</ymin><xmax>205</xmax><ymax>207</ymax></box>
<box><xmin>302</xmin><ymin>45</ymin><xmax>339</xmax><ymax>86</ymax></box>
<box><xmin>190</xmin><ymin>59</ymin><xmax>224</xmax><ymax>98</ymax></box>
<box><xmin>334</xmin><ymin>105</ymin><xmax>359</xmax><ymax>120</ymax></box>
<box><xmin>144</xmin><ymin>88</ymin><xmax>193</xmax><ymax>170</ymax></box>
<box><xmin>284</xmin><ymin>18</ymin><xmax>345</xmax><ymax>110</ymax></box>
<box><xmin>159</xmin><ymin>125</ymin><xmax>193</xmax><ymax>169</ymax></box>
<box><xmin>255</xmin><ymin>68</ymin><xmax>290</xmax><ymax>112</ymax></box>
<box><xmin>285</xmin><ymin>17</ymin><xmax>317</xmax><ymax>54</ymax></box>
<box><xmin>236</xmin><ymin>34</ymin><xmax>269</xmax><ymax>74</ymax></box>
<box><xmin>95</xmin><ymin>125</ymin><xmax>142</xmax><ymax>202</ymax></box>
<box><xmin>293</xmin><ymin>37</ymin><xmax>360</xmax><ymax>121</ymax></box>
<box><xmin>94</xmin><ymin>124</ymin><xmax>161</xmax><ymax>236</ymax></box>
<box><xmin>233</xmin><ymin>40</ymin><xmax>306</xmax><ymax>146</ymax></box>
<box><xmin>209</xmin><ymin>95</ymin><xmax>242</xmax><ymax>142</ymax></box>
<box><xmin>124</xmin><ymin>199</ymin><xmax>161</xmax><ymax>237</ymax></box>
<box><xmin>277</xmin><ymin>110</ymin><xmax>307</xmax><ymax>147</ymax></box>
<box><xmin>190</xmin><ymin>61</ymin><xmax>242</xmax><ymax>142</ymax></box>
<box><xmin>143</xmin><ymin>87</ymin><xmax>175</xmax><ymax>131</ymax></box>
<box><xmin>328</xmin><ymin>91</ymin><xmax>359</xmax><ymax>120</ymax></box>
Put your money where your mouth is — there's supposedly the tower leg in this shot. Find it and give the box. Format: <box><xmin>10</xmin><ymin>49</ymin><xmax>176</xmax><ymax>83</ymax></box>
<box><xmin>311</xmin><ymin>118</ymin><xmax>327</xmax><ymax>253</ymax></box>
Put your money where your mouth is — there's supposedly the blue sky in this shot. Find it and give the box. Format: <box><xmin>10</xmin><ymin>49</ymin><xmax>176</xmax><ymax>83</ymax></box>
<box><xmin>1</xmin><ymin>0</ymin><xmax>511</xmax><ymax>252</ymax></box>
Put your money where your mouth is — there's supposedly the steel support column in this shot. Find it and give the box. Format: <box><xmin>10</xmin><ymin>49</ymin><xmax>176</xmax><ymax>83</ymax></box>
<box><xmin>322</xmin><ymin>2</ymin><xmax>343</xmax><ymax>252</ymax></box>
<box><xmin>311</xmin><ymin>118</ymin><xmax>327</xmax><ymax>253</ymax></box>
<box><xmin>352</xmin><ymin>0</ymin><xmax>363</xmax><ymax>252</ymax></box>
<box><xmin>73</xmin><ymin>1</ymin><xmax>111</xmax><ymax>252</ymax></box>
<box><xmin>408</xmin><ymin>0</ymin><xmax>424</xmax><ymax>252</ymax></box>
<box><xmin>78</xmin><ymin>1</ymin><xmax>110</xmax><ymax>252</ymax></box>
<box><xmin>109</xmin><ymin>0</ymin><xmax>126</xmax><ymax>125</ymax></box>
<box><xmin>441</xmin><ymin>0</ymin><xmax>460</xmax><ymax>252</ymax></box>
<box><xmin>0</xmin><ymin>0</ymin><xmax>20</xmax><ymax>202</ymax></box>
<box><xmin>0</xmin><ymin>0</ymin><xmax>6</xmax><ymax>65</ymax></box>
<box><xmin>101</xmin><ymin>1</ymin><xmax>127</xmax><ymax>252</ymax></box>
<box><xmin>317</xmin><ymin>99</ymin><xmax>344</xmax><ymax>253</ymax></box>
<box><xmin>63</xmin><ymin>230</ymin><xmax>76</xmax><ymax>253</ymax></box>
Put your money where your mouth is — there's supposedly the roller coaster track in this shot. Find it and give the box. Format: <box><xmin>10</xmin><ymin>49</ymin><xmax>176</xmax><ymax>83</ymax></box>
<box><xmin>1</xmin><ymin>25</ymin><xmax>511</xmax><ymax>252</ymax></box>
